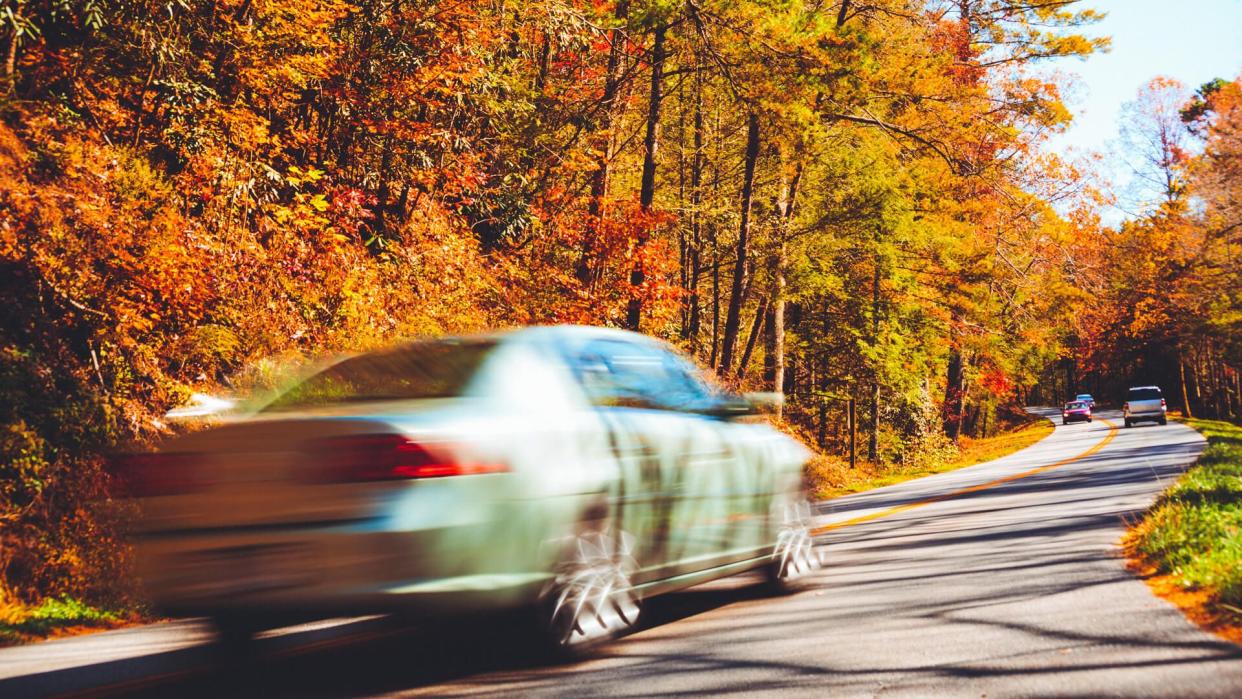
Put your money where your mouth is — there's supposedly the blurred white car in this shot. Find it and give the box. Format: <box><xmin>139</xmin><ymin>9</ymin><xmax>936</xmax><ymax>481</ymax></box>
<box><xmin>117</xmin><ymin>326</ymin><xmax>817</xmax><ymax>655</ymax></box>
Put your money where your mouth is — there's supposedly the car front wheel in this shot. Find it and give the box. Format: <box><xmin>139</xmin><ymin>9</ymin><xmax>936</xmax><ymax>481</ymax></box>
<box><xmin>765</xmin><ymin>497</ymin><xmax>822</xmax><ymax>594</ymax></box>
<box><xmin>537</xmin><ymin>528</ymin><xmax>641</xmax><ymax>659</ymax></box>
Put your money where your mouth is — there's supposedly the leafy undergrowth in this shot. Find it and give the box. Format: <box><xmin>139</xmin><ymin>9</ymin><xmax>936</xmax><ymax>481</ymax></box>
<box><xmin>1126</xmin><ymin>418</ymin><xmax>1242</xmax><ymax>644</ymax></box>
<box><xmin>806</xmin><ymin>418</ymin><xmax>1054</xmax><ymax>500</ymax></box>
<box><xmin>0</xmin><ymin>595</ymin><xmax>137</xmax><ymax>646</ymax></box>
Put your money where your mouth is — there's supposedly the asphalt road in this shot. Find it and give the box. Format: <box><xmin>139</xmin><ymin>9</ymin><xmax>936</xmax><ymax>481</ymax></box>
<box><xmin>3</xmin><ymin>409</ymin><xmax>1240</xmax><ymax>698</ymax></box>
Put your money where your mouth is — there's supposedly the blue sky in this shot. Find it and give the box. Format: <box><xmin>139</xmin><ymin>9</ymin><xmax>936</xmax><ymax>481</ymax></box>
<box><xmin>1046</xmin><ymin>0</ymin><xmax>1242</xmax><ymax>156</ymax></box>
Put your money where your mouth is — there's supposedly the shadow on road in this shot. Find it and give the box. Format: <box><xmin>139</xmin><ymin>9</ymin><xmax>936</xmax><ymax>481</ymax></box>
<box><xmin>0</xmin><ymin>581</ymin><xmax>773</xmax><ymax>699</ymax></box>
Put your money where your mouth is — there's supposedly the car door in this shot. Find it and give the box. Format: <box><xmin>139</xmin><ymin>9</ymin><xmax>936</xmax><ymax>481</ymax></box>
<box><xmin>566</xmin><ymin>338</ymin><xmax>741</xmax><ymax>583</ymax></box>
<box><xmin>651</xmin><ymin>347</ymin><xmax>776</xmax><ymax>566</ymax></box>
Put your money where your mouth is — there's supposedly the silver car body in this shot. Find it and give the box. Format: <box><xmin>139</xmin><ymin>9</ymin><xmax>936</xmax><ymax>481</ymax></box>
<box><xmin>1123</xmin><ymin>385</ymin><xmax>1166</xmax><ymax>425</ymax></box>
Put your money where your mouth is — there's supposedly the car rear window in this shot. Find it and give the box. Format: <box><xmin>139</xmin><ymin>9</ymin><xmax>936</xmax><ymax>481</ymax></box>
<box><xmin>263</xmin><ymin>340</ymin><xmax>496</xmax><ymax>411</ymax></box>
<box><xmin>1066</xmin><ymin>402</ymin><xmax>1087</xmax><ymax>410</ymax></box>
<box><xmin>1127</xmin><ymin>387</ymin><xmax>1162</xmax><ymax>401</ymax></box>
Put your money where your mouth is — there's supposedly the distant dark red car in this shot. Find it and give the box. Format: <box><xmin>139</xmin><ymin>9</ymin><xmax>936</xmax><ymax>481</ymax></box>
<box><xmin>1062</xmin><ymin>401</ymin><xmax>1092</xmax><ymax>425</ymax></box>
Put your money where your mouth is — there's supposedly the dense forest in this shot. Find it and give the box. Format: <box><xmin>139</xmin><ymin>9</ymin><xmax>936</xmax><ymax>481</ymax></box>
<box><xmin>0</xmin><ymin>1</ymin><xmax>1238</xmax><ymax>612</ymax></box>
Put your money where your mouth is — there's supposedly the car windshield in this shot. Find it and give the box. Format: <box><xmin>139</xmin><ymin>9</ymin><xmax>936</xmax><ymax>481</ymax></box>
<box><xmin>1127</xmin><ymin>387</ymin><xmax>1162</xmax><ymax>401</ymax></box>
<box><xmin>263</xmin><ymin>340</ymin><xmax>496</xmax><ymax>411</ymax></box>
<box><xmin>1077</xmin><ymin>394</ymin><xmax>1093</xmax><ymax>400</ymax></box>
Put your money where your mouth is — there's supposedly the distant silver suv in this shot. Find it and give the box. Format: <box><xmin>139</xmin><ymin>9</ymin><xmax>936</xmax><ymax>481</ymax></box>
<box><xmin>1123</xmin><ymin>386</ymin><xmax>1167</xmax><ymax>427</ymax></box>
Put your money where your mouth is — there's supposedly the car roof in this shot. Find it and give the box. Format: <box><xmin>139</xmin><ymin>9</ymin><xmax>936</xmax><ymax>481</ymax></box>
<box><xmin>292</xmin><ymin>326</ymin><xmax>665</xmax><ymax>372</ymax></box>
<box><xmin>1127</xmin><ymin>385</ymin><xmax>1161</xmax><ymax>390</ymax></box>
<box><xmin>507</xmin><ymin>324</ymin><xmax>671</xmax><ymax>350</ymax></box>
<box><xmin>373</xmin><ymin>325</ymin><xmax>660</xmax><ymax>349</ymax></box>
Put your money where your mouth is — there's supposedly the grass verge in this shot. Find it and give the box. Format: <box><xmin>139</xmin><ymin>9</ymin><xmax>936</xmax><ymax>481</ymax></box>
<box><xmin>806</xmin><ymin>418</ymin><xmax>1055</xmax><ymax>500</ymax></box>
<box><xmin>1125</xmin><ymin>417</ymin><xmax>1242</xmax><ymax>644</ymax></box>
<box><xmin>0</xmin><ymin>595</ymin><xmax>133</xmax><ymax>646</ymax></box>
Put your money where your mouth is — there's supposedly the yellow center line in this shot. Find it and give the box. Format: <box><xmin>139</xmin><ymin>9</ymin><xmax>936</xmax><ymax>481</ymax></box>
<box><xmin>812</xmin><ymin>418</ymin><xmax>1119</xmax><ymax>535</ymax></box>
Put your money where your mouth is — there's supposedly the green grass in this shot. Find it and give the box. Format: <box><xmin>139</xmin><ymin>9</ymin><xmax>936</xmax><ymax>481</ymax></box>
<box><xmin>0</xmin><ymin>596</ymin><xmax>123</xmax><ymax>646</ymax></box>
<box><xmin>1130</xmin><ymin>418</ymin><xmax>1242</xmax><ymax>627</ymax></box>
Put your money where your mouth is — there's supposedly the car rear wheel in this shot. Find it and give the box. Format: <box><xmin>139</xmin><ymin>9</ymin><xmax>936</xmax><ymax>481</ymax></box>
<box><xmin>537</xmin><ymin>529</ymin><xmax>641</xmax><ymax>659</ymax></box>
<box><xmin>765</xmin><ymin>498</ymin><xmax>822</xmax><ymax>594</ymax></box>
<box><xmin>1125</xmin><ymin>418</ymin><xmax>1133</xmax><ymax>428</ymax></box>
<box><xmin>1159</xmin><ymin>416</ymin><xmax>1168</xmax><ymax>425</ymax></box>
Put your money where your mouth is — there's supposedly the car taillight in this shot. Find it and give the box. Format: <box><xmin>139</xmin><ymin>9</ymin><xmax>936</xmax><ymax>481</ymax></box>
<box><xmin>108</xmin><ymin>452</ymin><xmax>208</xmax><ymax>497</ymax></box>
<box><xmin>1160</xmin><ymin>398</ymin><xmax>1167</xmax><ymax>409</ymax></box>
<box><xmin>1123</xmin><ymin>402</ymin><xmax>1129</xmax><ymax>411</ymax></box>
<box><xmin>308</xmin><ymin>435</ymin><xmax>505</xmax><ymax>483</ymax></box>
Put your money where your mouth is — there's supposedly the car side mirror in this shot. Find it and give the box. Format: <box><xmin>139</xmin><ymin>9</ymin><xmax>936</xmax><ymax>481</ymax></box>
<box><xmin>742</xmin><ymin>392</ymin><xmax>784</xmax><ymax>415</ymax></box>
<box><xmin>699</xmin><ymin>395</ymin><xmax>754</xmax><ymax>419</ymax></box>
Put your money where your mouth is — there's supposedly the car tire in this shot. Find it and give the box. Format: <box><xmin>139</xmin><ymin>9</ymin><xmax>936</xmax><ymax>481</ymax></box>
<box><xmin>1124</xmin><ymin>418</ymin><xmax>1132</xmax><ymax>428</ymax></box>
<box><xmin>536</xmin><ymin>528</ymin><xmax>641</xmax><ymax>659</ymax></box>
<box><xmin>1062</xmin><ymin>419</ymin><xmax>1068</xmax><ymax>425</ymax></box>
<box><xmin>764</xmin><ymin>497</ymin><xmax>822</xmax><ymax>595</ymax></box>
<box><xmin>1159</xmin><ymin>416</ymin><xmax>1168</xmax><ymax>425</ymax></box>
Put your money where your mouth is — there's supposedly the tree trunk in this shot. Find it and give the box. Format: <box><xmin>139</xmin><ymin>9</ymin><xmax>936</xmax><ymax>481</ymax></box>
<box><xmin>682</xmin><ymin>66</ymin><xmax>705</xmax><ymax>347</ymax></box>
<box><xmin>737</xmin><ymin>297</ymin><xmax>769</xmax><ymax>379</ymax></box>
<box><xmin>577</xmin><ymin>1</ymin><xmax>630</xmax><ymax>285</ymax></box>
<box><xmin>4</xmin><ymin>25</ymin><xmax>18</xmax><ymax>94</ymax></box>
<box><xmin>1227</xmin><ymin>369</ymin><xmax>1237</xmax><ymax>419</ymax></box>
<box><xmin>868</xmin><ymin>381</ymin><xmax>880</xmax><ymax>463</ymax></box>
<box><xmin>836</xmin><ymin>0</ymin><xmax>852</xmax><ymax>28</ymax></box>
<box><xmin>771</xmin><ymin>288</ymin><xmax>784</xmax><ymax>396</ymax></box>
<box><xmin>943</xmin><ymin>325</ymin><xmax>965</xmax><ymax>441</ymax></box>
<box><xmin>1191</xmin><ymin>342</ymin><xmax>1203</xmax><ymax>403</ymax></box>
<box><xmin>710</xmin><ymin>224</ymin><xmax>721</xmax><ymax>368</ymax></box>
<box><xmin>816</xmin><ymin>392</ymin><xmax>827</xmax><ymax>448</ymax></box>
<box><xmin>720</xmin><ymin>111</ymin><xmax>760</xmax><ymax>374</ymax></box>
<box><xmin>868</xmin><ymin>258</ymin><xmax>881</xmax><ymax>462</ymax></box>
<box><xmin>770</xmin><ymin>161</ymin><xmax>801</xmax><ymax>411</ymax></box>
<box><xmin>1212</xmin><ymin>353</ymin><xmax>1225</xmax><ymax>418</ymax></box>
<box><xmin>763</xmin><ymin>302</ymin><xmax>776</xmax><ymax>384</ymax></box>
<box><xmin>626</xmin><ymin>22</ymin><xmax>666</xmax><ymax>331</ymax></box>
<box><xmin>848</xmin><ymin>396</ymin><xmax>857</xmax><ymax>469</ymax></box>
<box><xmin>1065</xmin><ymin>357</ymin><xmax>1076</xmax><ymax>401</ymax></box>
<box><xmin>676</xmin><ymin>73</ymin><xmax>688</xmax><ymax>333</ymax></box>
<box><xmin>1179</xmin><ymin>350</ymin><xmax>1193</xmax><ymax>418</ymax></box>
